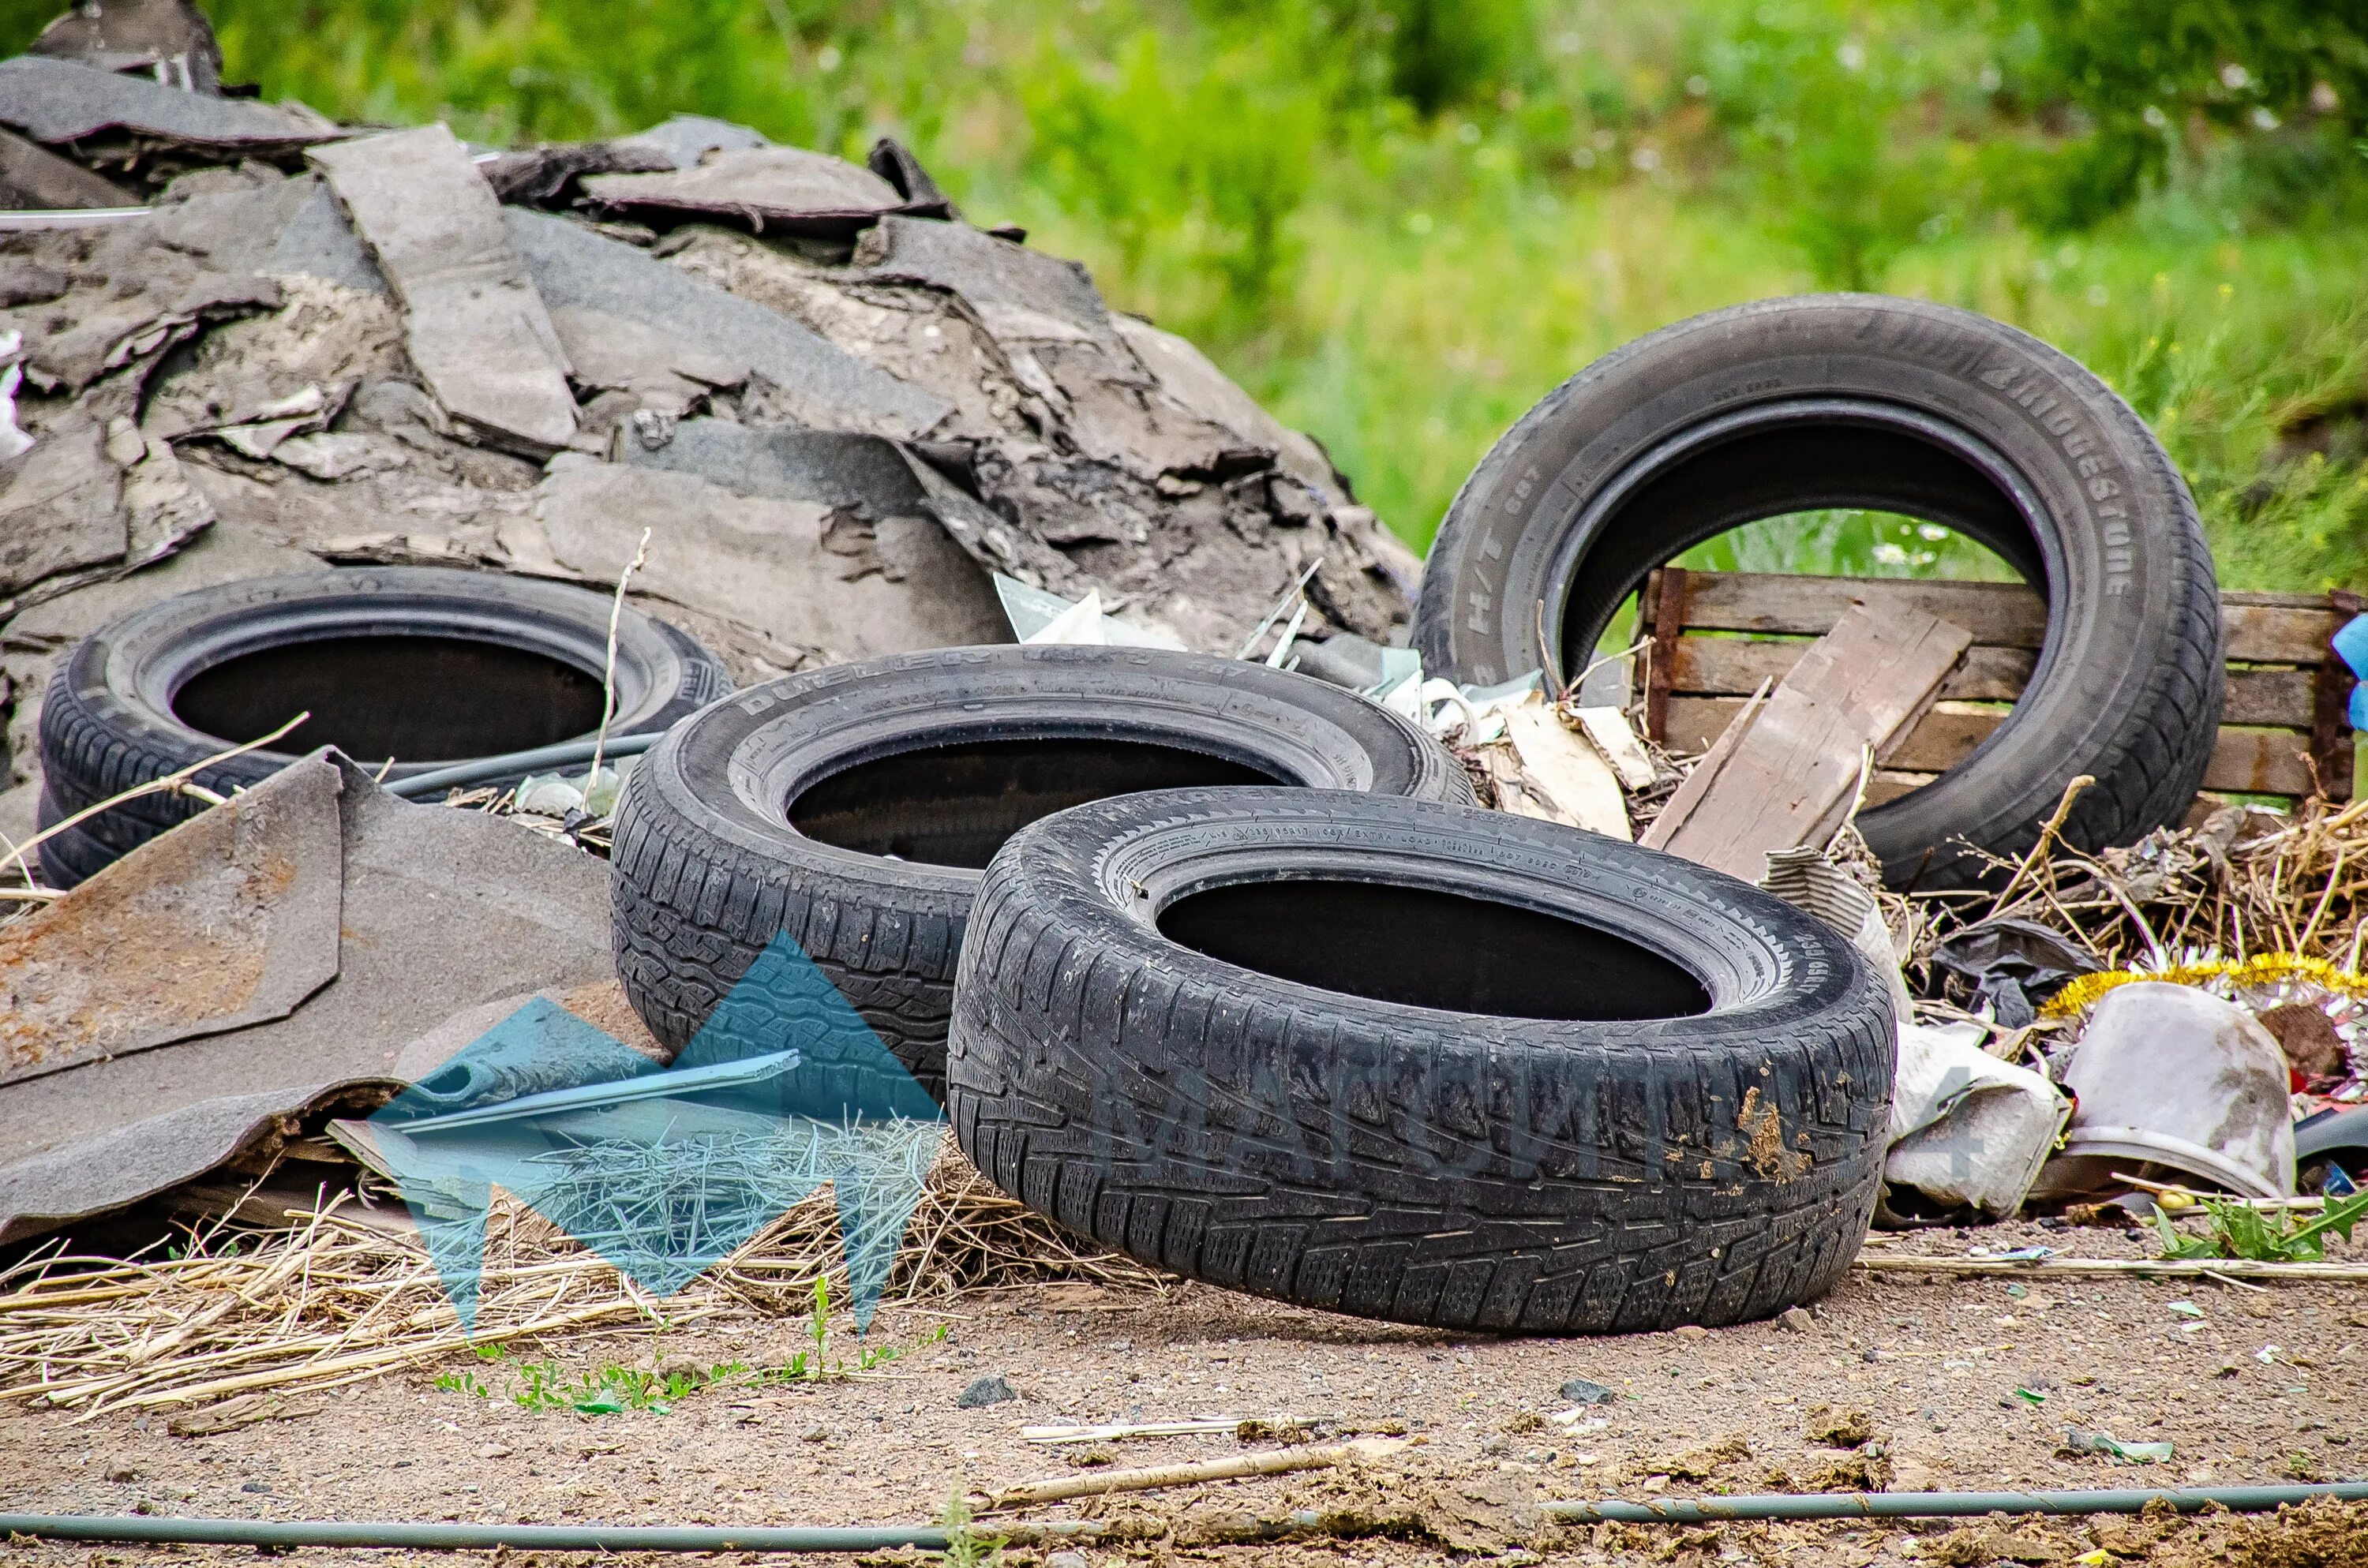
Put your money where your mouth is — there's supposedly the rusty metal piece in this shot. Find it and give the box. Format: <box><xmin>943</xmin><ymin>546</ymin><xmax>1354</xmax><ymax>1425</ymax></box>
<box><xmin>0</xmin><ymin>754</ymin><xmax>341</xmax><ymax>1087</ymax></box>
<box><xmin>0</xmin><ymin>752</ymin><xmax>615</xmax><ymax>1245</ymax></box>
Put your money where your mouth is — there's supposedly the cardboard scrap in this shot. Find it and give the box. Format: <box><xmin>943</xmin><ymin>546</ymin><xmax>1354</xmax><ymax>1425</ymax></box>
<box><xmin>1502</xmin><ymin>694</ymin><xmax>1631</xmax><ymax>840</ymax></box>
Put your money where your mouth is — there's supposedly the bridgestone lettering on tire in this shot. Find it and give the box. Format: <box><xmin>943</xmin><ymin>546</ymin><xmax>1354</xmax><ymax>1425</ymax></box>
<box><xmin>947</xmin><ymin>788</ymin><xmax>1895</xmax><ymax>1333</ymax></box>
<box><xmin>36</xmin><ymin>567</ymin><xmax>730</xmax><ymax>885</ymax></box>
<box><xmin>1415</xmin><ymin>294</ymin><xmax>2223</xmax><ymax>887</ymax></box>
<box><xmin>609</xmin><ymin>646</ymin><xmax>1474</xmax><ymax>1102</ymax></box>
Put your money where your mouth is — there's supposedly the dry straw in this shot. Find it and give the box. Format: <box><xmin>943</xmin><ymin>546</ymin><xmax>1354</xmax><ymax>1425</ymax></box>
<box><xmin>0</xmin><ymin>1137</ymin><xmax>1162</xmax><ymax>1417</ymax></box>
<box><xmin>1909</xmin><ymin>787</ymin><xmax>2368</xmax><ymax>997</ymax></box>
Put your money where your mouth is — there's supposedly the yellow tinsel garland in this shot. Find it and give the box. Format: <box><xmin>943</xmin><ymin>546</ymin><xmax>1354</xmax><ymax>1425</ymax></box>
<box><xmin>2039</xmin><ymin>951</ymin><xmax>2368</xmax><ymax>1018</ymax></box>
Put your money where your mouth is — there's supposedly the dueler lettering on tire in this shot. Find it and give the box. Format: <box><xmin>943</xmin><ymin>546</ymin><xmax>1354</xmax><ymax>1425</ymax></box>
<box><xmin>36</xmin><ymin>567</ymin><xmax>730</xmax><ymax>885</ymax></box>
<box><xmin>1415</xmin><ymin>294</ymin><xmax>2223</xmax><ymax>887</ymax></box>
<box><xmin>608</xmin><ymin>646</ymin><xmax>1473</xmax><ymax>1102</ymax></box>
<box><xmin>946</xmin><ymin>788</ymin><xmax>1895</xmax><ymax>1333</ymax></box>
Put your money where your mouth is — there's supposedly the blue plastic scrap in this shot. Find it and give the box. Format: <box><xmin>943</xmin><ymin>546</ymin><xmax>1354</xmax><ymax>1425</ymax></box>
<box><xmin>2330</xmin><ymin>613</ymin><xmax>2368</xmax><ymax>731</ymax></box>
<box><xmin>363</xmin><ymin>934</ymin><xmax>943</xmax><ymax>1332</ymax></box>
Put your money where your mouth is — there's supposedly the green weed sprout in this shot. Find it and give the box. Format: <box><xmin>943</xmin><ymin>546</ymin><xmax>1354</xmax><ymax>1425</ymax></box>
<box><xmin>2153</xmin><ymin>1188</ymin><xmax>2368</xmax><ymax>1263</ymax></box>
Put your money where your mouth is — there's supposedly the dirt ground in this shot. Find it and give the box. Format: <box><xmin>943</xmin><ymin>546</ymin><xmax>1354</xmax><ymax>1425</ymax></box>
<box><xmin>3</xmin><ymin>1217</ymin><xmax>2366</xmax><ymax>1568</ymax></box>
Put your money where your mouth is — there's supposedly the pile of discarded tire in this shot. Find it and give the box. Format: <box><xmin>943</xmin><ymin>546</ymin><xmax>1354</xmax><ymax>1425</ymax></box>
<box><xmin>606</xmin><ymin>642</ymin><xmax>1896</xmax><ymax>1333</ymax></box>
<box><xmin>37</xmin><ymin>294</ymin><xmax>2220</xmax><ymax>1334</ymax></box>
<box><xmin>599</xmin><ymin>297</ymin><xmax>2219</xmax><ymax>1332</ymax></box>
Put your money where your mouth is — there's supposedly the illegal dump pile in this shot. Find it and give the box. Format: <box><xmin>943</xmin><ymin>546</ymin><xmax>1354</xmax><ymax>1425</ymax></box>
<box><xmin>9</xmin><ymin>6</ymin><xmax>2368</xmax><ymax>1502</ymax></box>
<box><xmin>0</xmin><ymin>9</ymin><xmax>1414</xmax><ymax>843</ymax></box>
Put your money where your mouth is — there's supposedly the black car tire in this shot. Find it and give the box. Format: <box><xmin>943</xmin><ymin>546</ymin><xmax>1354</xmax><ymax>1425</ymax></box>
<box><xmin>1414</xmin><ymin>294</ymin><xmax>2223</xmax><ymax>887</ymax></box>
<box><xmin>947</xmin><ymin>788</ymin><xmax>1895</xmax><ymax>1333</ymax></box>
<box><xmin>36</xmin><ymin>567</ymin><xmax>730</xmax><ymax>885</ymax></box>
<box><xmin>609</xmin><ymin>646</ymin><xmax>1474</xmax><ymax>1100</ymax></box>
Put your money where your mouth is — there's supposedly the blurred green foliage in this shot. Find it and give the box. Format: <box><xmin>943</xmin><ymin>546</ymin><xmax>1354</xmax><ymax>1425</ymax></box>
<box><xmin>2</xmin><ymin>0</ymin><xmax>2362</xmax><ymax>586</ymax></box>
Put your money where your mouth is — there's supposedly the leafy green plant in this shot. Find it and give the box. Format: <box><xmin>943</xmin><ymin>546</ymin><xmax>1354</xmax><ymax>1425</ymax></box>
<box><xmin>754</xmin><ymin>1277</ymin><xmax>936</xmax><ymax>1383</ymax></box>
<box><xmin>1985</xmin><ymin>0</ymin><xmax>2368</xmax><ymax>228</ymax></box>
<box><xmin>2153</xmin><ymin>1188</ymin><xmax>2368</xmax><ymax>1262</ymax></box>
<box><xmin>935</xmin><ymin>1488</ymin><xmax>1002</xmax><ymax>1568</ymax></box>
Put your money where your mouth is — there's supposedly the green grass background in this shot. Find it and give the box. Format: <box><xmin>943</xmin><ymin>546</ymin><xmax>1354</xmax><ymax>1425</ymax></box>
<box><xmin>6</xmin><ymin>0</ymin><xmax>2363</xmax><ymax>589</ymax></box>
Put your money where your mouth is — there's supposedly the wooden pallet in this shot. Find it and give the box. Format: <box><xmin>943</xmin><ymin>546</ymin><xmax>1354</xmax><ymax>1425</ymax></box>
<box><xmin>1635</xmin><ymin>568</ymin><xmax>2362</xmax><ymax>807</ymax></box>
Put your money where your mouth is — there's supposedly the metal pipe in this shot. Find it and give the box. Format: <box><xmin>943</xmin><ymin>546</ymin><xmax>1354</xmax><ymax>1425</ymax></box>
<box><xmin>0</xmin><ymin>1515</ymin><xmax>950</xmax><ymax>1552</ymax></box>
<box><xmin>383</xmin><ymin>732</ymin><xmax>667</xmax><ymax>799</ymax></box>
<box><xmin>1544</xmin><ymin>1483</ymin><xmax>2368</xmax><ymax>1524</ymax></box>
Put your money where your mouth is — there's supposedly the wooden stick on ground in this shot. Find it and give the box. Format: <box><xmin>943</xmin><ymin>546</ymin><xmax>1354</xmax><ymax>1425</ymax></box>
<box><xmin>1854</xmin><ymin>1254</ymin><xmax>2368</xmax><ymax>1282</ymax></box>
<box><xmin>984</xmin><ymin>1439</ymin><xmax>1404</xmax><ymax>1511</ymax></box>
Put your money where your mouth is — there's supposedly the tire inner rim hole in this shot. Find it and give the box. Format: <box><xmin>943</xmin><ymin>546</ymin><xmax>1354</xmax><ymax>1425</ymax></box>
<box><xmin>171</xmin><ymin>634</ymin><xmax>609</xmax><ymax>764</ymax></box>
<box><xmin>1561</xmin><ymin>419</ymin><xmax>2047</xmax><ymax>678</ymax></box>
<box><xmin>1157</xmin><ymin>878</ymin><xmax>1712</xmax><ymax>1021</ymax></box>
<box><xmin>789</xmin><ymin>737</ymin><xmax>1287</xmax><ymax>870</ymax></box>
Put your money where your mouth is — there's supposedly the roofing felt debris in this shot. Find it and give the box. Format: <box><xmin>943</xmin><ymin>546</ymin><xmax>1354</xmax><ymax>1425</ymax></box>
<box><xmin>26</xmin><ymin>0</ymin><xmax>223</xmax><ymax>95</ymax></box>
<box><xmin>620</xmin><ymin>415</ymin><xmax>930</xmax><ymax>513</ymax></box>
<box><xmin>0</xmin><ymin>55</ymin><xmax>322</xmax><ymax>155</ymax></box>
<box><xmin>309</xmin><ymin>125</ymin><xmax>579</xmax><ymax>457</ymax></box>
<box><xmin>478</xmin><ymin>139</ymin><xmax>672</xmax><ymax>208</ymax></box>
<box><xmin>579</xmin><ymin>144</ymin><xmax>912</xmax><ymax>236</ymax></box>
<box><xmin>0</xmin><ymin>753</ymin><xmax>616</xmax><ymax>1244</ymax></box>
<box><xmin>527</xmin><ymin>455</ymin><xmax>1011</xmax><ymax>661</ymax></box>
<box><xmin>0</xmin><ymin>407</ymin><xmax>122</xmax><ymax>592</ymax></box>
<box><xmin>0</xmin><ymin>207</ymin><xmax>284</xmax><ymax>394</ymax></box>
<box><xmin>0</xmin><ymin>124</ymin><xmax>135</xmax><ymax>208</ymax></box>
<box><xmin>856</xmin><ymin>212</ymin><xmax>1115</xmax><ymax>346</ymax></box>
<box><xmin>608</xmin><ymin>112</ymin><xmax>770</xmax><ymax>174</ymax></box>
<box><xmin>504</xmin><ymin>207</ymin><xmax>950</xmax><ymax>440</ymax></box>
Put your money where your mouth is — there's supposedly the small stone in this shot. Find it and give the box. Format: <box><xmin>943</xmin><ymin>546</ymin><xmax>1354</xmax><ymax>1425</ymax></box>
<box><xmin>1560</xmin><ymin>1378</ymin><xmax>1617</xmax><ymax>1405</ymax></box>
<box><xmin>104</xmin><ymin>1467</ymin><xmax>139</xmax><ymax>1484</ymax></box>
<box><xmin>1673</xmin><ymin>1324</ymin><xmax>1709</xmax><ymax>1341</ymax></box>
<box><xmin>240</xmin><ymin>1480</ymin><xmax>272</xmax><ymax>1495</ymax></box>
<box><xmin>800</xmin><ymin>1424</ymin><xmax>830</xmax><ymax>1443</ymax></box>
<box><xmin>478</xmin><ymin>1444</ymin><xmax>511</xmax><ymax>1459</ymax></box>
<box><xmin>957</xmin><ymin>1374</ymin><xmax>1016</xmax><ymax>1409</ymax></box>
<box><xmin>1047</xmin><ymin>1553</ymin><xmax>1092</xmax><ymax>1568</ymax></box>
<box><xmin>1779</xmin><ymin>1306</ymin><xmax>1815</xmax><ymax>1333</ymax></box>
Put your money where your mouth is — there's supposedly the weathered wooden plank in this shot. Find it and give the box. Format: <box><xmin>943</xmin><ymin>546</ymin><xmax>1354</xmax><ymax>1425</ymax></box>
<box><xmin>1673</xmin><ymin>571</ymin><xmax>2339</xmax><ymax>665</ymax></box>
<box><xmin>2224</xmin><ymin>601</ymin><xmax>2341</xmax><ymax>665</ymax></box>
<box><xmin>310</xmin><ymin>124</ymin><xmax>578</xmax><ymax>456</ymax></box>
<box><xmin>1642</xmin><ymin>604</ymin><xmax>1972</xmax><ymax>882</ymax></box>
<box><xmin>1677</xmin><ymin>572</ymin><xmax>2046</xmax><ymax>646</ymax></box>
<box><xmin>1668</xmin><ymin>636</ymin><xmax>2316</xmax><ymax>726</ymax></box>
<box><xmin>1668</xmin><ymin>697</ymin><xmax>2319</xmax><ymax>798</ymax></box>
<box><xmin>1670</xmin><ymin>638</ymin><xmax>2035</xmax><ymax>705</ymax></box>
<box><xmin>2201</xmin><ymin>730</ymin><xmax>2325</xmax><ymax>797</ymax></box>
